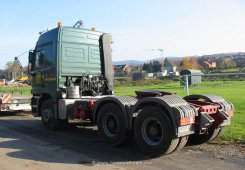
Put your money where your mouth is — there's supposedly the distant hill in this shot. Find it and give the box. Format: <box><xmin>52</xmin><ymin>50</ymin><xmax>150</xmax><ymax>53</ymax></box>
<box><xmin>202</xmin><ymin>52</ymin><xmax>245</xmax><ymax>58</ymax></box>
<box><xmin>113</xmin><ymin>60</ymin><xmax>145</xmax><ymax>65</ymax></box>
<box><xmin>112</xmin><ymin>57</ymin><xmax>182</xmax><ymax>65</ymax></box>
<box><xmin>112</xmin><ymin>53</ymin><xmax>245</xmax><ymax>66</ymax></box>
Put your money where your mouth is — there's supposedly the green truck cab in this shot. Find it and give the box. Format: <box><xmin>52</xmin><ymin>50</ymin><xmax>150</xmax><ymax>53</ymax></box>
<box><xmin>28</xmin><ymin>23</ymin><xmax>234</xmax><ymax>157</ymax></box>
<box><xmin>29</xmin><ymin>25</ymin><xmax>113</xmax><ymax>115</ymax></box>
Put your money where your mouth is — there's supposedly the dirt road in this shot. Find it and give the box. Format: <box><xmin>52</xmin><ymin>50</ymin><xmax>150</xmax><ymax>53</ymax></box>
<box><xmin>0</xmin><ymin>112</ymin><xmax>244</xmax><ymax>170</ymax></box>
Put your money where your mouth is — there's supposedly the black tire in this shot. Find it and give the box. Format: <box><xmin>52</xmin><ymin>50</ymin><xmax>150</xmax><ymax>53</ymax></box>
<box><xmin>97</xmin><ymin>103</ymin><xmax>129</xmax><ymax>146</ymax></box>
<box><xmin>165</xmin><ymin>138</ymin><xmax>180</xmax><ymax>154</ymax></box>
<box><xmin>134</xmin><ymin>106</ymin><xmax>174</xmax><ymax>157</ymax></box>
<box><xmin>188</xmin><ymin>124</ymin><xmax>221</xmax><ymax>145</ymax></box>
<box><xmin>41</xmin><ymin>99</ymin><xmax>58</xmax><ymax>130</ymax></box>
<box><xmin>213</xmin><ymin>126</ymin><xmax>226</xmax><ymax>140</ymax></box>
<box><xmin>175</xmin><ymin>136</ymin><xmax>188</xmax><ymax>151</ymax></box>
<box><xmin>209</xmin><ymin>126</ymin><xmax>221</xmax><ymax>141</ymax></box>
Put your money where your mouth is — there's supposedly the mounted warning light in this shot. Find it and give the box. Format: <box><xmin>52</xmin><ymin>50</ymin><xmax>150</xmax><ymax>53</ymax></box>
<box><xmin>91</xmin><ymin>27</ymin><xmax>96</xmax><ymax>31</ymax></box>
<box><xmin>57</xmin><ymin>22</ymin><xmax>62</xmax><ymax>27</ymax></box>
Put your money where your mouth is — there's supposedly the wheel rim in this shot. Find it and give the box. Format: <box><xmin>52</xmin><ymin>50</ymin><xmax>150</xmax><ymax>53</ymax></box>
<box><xmin>142</xmin><ymin>117</ymin><xmax>163</xmax><ymax>146</ymax></box>
<box><xmin>102</xmin><ymin>113</ymin><xmax>119</xmax><ymax>137</ymax></box>
<box><xmin>42</xmin><ymin>108</ymin><xmax>53</xmax><ymax>123</ymax></box>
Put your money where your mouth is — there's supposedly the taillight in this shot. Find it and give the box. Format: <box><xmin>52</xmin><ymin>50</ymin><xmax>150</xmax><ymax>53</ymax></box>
<box><xmin>179</xmin><ymin>117</ymin><xmax>195</xmax><ymax>126</ymax></box>
<box><xmin>227</xmin><ymin>110</ymin><xmax>234</xmax><ymax>117</ymax></box>
<box><xmin>89</xmin><ymin>100</ymin><xmax>95</xmax><ymax>108</ymax></box>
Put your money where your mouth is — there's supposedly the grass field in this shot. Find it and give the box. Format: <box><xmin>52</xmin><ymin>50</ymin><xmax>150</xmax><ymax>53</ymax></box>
<box><xmin>0</xmin><ymin>86</ymin><xmax>31</xmax><ymax>96</ymax></box>
<box><xmin>0</xmin><ymin>80</ymin><xmax>244</xmax><ymax>141</ymax></box>
<box><xmin>115</xmin><ymin>80</ymin><xmax>245</xmax><ymax>142</ymax></box>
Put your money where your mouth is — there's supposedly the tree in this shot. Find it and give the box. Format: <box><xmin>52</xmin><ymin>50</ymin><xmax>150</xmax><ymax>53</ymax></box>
<box><xmin>4</xmin><ymin>61</ymin><xmax>22</xmax><ymax>80</ymax></box>
<box><xmin>142</xmin><ymin>61</ymin><xmax>153</xmax><ymax>73</ymax></box>
<box><xmin>152</xmin><ymin>60</ymin><xmax>161</xmax><ymax>72</ymax></box>
<box><xmin>163</xmin><ymin>58</ymin><xmax>171</xmax><ymax>67</ymax></box>
<box><xmin>142</xmin><ymin>63</ymin><xmax>147</xmax><ymax>71</ymax></box>
<box><xmin>220</xmin><ymin>59</ymin><xmax>236</xmax><ymax>70</ymax></box>
<box><xmin>181</xmin><ymin>57</ymin><xmax>200</xmax><ymax>70</ymax></box>
<box><xmin>5</xmin><ymin>61</ymin><xmax>14</xmax><ymax>70</ymax></box>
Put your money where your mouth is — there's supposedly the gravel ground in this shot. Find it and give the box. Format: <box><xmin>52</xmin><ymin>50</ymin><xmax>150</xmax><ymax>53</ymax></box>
<box><xmin>195</xmin><ymin>141</ymin><xmax>245</xmax><ymax>158</ymax></box>
<box><xmin>0</xmin><ymin>112</ymin><xmax>244</xmax><ymax>170</ymax></box>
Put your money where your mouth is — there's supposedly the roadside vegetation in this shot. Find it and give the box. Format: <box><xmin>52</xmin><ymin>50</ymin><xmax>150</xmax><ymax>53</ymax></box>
<box><xmin>0</xmin><ymin>86</ymin><xmax>31</xmax><ymax>96</ymax></box>
<box><xmin>0</xmin><ymin>80</ymin><xmax>244</xmax><ymax>142</ymax></box>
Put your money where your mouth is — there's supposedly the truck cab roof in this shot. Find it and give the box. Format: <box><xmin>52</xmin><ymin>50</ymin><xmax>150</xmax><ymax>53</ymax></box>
<box><xmin>37</xmin><ymin>26</ymin><xmax>103</xmax><ymax>47</ymax></box>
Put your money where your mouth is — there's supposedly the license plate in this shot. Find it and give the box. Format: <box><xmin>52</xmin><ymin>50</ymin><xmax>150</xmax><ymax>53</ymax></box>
<box><xmin>178</xmin><ymin>125</ymin><xmax>192</xmax><ymax>133</ymax></box>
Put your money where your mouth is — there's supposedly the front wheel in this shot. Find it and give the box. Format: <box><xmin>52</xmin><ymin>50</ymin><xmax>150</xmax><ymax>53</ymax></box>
<box><xmin>41</xmin><ymin>99</ymin><xmax>58</xmax><ymax>130</ymax></box>
<box><xmin>134</xmin><ymin>106</ymin><xmax>174</xmax><ymax>157</ymax></box>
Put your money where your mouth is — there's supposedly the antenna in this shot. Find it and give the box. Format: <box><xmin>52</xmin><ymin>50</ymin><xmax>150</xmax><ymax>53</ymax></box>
<box><xmin>39</xmin><ymin>28</ymin><xmax>49</xmax><ymax>35</ymax></box>
<box><xmin>73</xmin><ymin>20</ymin><xmax>83</xmax><ymax>28</ymax></box>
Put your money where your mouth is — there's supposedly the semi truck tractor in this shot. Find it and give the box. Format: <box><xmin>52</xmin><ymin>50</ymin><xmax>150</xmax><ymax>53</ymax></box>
<box><xmin>28</xmin><ymin>22</ymin><xmax>234</xmax><ymax>156</ymax></box>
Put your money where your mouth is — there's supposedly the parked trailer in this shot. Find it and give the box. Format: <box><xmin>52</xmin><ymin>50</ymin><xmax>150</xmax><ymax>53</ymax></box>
<box><xmin>28</xmin><ymin>22</ymin><xmax>234</xmax><ymax>157</ymax></box>
<box><xmin>0</xmin><ymin>93</ymin><xmax>31</xmax><ymax>112</ymax></box>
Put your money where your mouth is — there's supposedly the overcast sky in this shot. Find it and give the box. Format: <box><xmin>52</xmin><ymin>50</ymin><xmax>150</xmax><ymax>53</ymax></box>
<box><xmin>0</xmin><ymin>0</ymin><xmax>244</xmax><ymax>69</ymax></box>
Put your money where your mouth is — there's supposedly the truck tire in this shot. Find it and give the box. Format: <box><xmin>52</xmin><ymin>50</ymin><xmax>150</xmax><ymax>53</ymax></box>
<box><xmin>212</xmin><ymin>126</ymin><xmax>226</xmax><ymax>141</ymax></box>
<box><xmin>134</xmin><ymin>106</ymin><xmax>174</xmax><ymax>157</ymax></box>
<box><xmin>41</xmin><ymin>99</ymin><xmax>58</xmax><ymax>130</ymax></box>
<box><xmin>97</xmin><ymin>103</ymin><xmax>129</xmax><ymax>146</ymax></box>
<box><xmin>165</xmin><ymin>138</ymin><xmax>180</xmax><ymax>154</ymax></box>
<box><xmin>175</xmin><ymin>136</ymin><xmax>188</xmax><ymax>151</ymax></box>
<box><xmin>188</xmin><ymin>124</ymin><xmax>221</xmax><ymax>145</ymax></box>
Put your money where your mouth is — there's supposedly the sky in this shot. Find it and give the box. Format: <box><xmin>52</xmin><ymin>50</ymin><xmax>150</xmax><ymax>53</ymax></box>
<box><xmin>0</xmin><ymin>0</ymin><xmax>245</xmax><ymax>69</ymax></box>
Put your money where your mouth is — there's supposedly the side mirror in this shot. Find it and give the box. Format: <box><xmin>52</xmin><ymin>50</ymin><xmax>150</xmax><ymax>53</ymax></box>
<box><xmin>28</xmin><ymin>50</ymin><xmax>33</xmax><ymax>63</ymax></box>
<box><xmin>28</xmin><ymin>50</ymin><xmax>34</xmax><ymax>74</ymax></box>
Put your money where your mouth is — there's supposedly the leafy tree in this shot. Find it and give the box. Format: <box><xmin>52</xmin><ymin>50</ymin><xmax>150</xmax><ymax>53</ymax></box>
<box><xmin>163</xmin><ymin>58</ymin><xmax>171</xmax><ymax>67</ymax></box>
<box><xmin>142</xmin><ymin>61</ymin><xmax>153</xmax><ymax>73</ymax></box>
<box><xmin>152</xmin><ymin>60</ymin><xmax>161</xmax><ymax>72</ymax></box>
<box><xmin>4</xmin><ymin>61</ymin><xmax>14</xmax><ymax>70</ymax></box>
<box><xmin>220</xmin><ymin>59</ymin><xmax>236</xmax><ymax>70</ymax></box>
<box><xmin>181</xmin><ymin>57</ymin><xmax>200</xmax><ymax>70</ymax></box>
<box><xmin>148</xmin><ymin>63</ymin><xmax>153</xmax><ymax>73</ymax></box>
<box><xmin>5</xmin><ymin>61</ymin><xmax>22</xmax><ymax>80</ymax></box>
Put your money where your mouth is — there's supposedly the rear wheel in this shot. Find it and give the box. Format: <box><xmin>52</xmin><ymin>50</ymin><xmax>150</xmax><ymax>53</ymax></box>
<box><xmin>97</xmin><ymin>103</ymin><xmax>129</xmax><ymax>146</ymax></box>
<box><xmin>175</xmin><ymin>136</ymin><xmax>188</xmax><ymax>151</ymax></box>
<box><xmin>134</xmin><ymin>106</ymin><xmax>174</xmax><ymax>157</ymax></box>
<box><xmin>165</xmin><ymin>138</ymin><xmax>180</xmax><ymax>154</ymax></box>
<box><xmin>188</xmin><ymin>124</ymin><xmax>224</xmax><ymax>145</ymax></box>
<box><xmin>211</xmin><ymin>126</ymin><xmax>226</xmax><ymax>141</ymax></box>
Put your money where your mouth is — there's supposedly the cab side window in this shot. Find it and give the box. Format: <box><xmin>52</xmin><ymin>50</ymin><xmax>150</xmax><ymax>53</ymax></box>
<box><xmin>35</xmin><ymin>50</ymin><xmax>45</xmax><ymax>69</ymax></box>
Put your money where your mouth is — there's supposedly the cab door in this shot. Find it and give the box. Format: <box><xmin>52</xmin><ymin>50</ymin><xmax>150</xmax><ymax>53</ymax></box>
<box><xmin>32</xmin><ymin>49</ymin><xmax>46</xmax><ymax>91</ymax></box>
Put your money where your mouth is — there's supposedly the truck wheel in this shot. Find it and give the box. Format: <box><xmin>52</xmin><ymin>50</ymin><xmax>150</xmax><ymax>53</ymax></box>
<box><xmin>175</xmin><ymin>136</ymin><xmax>188</xmax><ymax>151</ymax></box>
<box><xmin>188</xmin><ymin>124</ymin><xmax>221</xmax><ymax>145</ymax></box>
<box><xmin>41</xmin><ymin>99</ymin><xmax>58</xmax><ymax>130</ymax></box>
<box><xmin>165</xmin><ymin>138</ymin><xmax>180</xmax><ymax>154</ymax></box>
<box><xmin>212</xmin><ymin>126</ymin><xmax>226</xmax><ymax>140</ymax></box>
<box><xmin>134</xmin><ymin>106</ymin><xmax>174</xmax><ymax>157</ymax></box>
<box><xmin>97</xmin><ymin>103</ymin><xmax>128</xmax><ymax>146</ymax></box>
